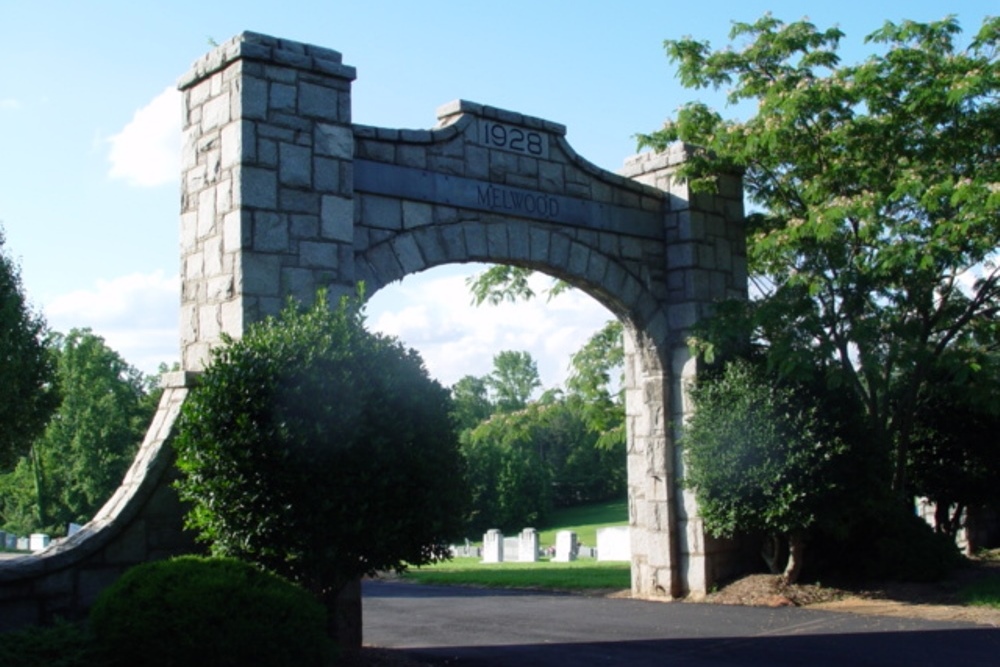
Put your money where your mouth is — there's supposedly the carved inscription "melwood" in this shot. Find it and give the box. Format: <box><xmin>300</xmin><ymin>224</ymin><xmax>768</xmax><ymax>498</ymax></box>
<box><xmin>476</xmin><ymin>184</ymin><xmax>560</xmax><ymax>218</ymax></box>
<box><xmin>353</xmin><ymin>160</ymin><xmax>664</xmax><ymax>239</ymax></box>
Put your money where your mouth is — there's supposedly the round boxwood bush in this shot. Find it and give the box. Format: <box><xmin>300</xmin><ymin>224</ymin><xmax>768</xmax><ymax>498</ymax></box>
<box><xmin>90</xmin><ymin>556</ymin><xmax>332</xmax><ymax>667</ymax></box>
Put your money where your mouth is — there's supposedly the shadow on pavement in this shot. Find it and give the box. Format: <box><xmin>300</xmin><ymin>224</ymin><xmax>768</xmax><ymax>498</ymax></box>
<box><xmin>397</xmin><ymin>627</ymin><xmax>1000</xmax><ymax>666</ymax></box>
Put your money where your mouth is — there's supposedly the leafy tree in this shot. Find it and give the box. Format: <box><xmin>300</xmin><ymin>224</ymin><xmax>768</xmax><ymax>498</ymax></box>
<box><xmin>565</xmin><ymin>320</ymin><xmax>625</xmax><ymax>449</ymax></box>
<box><xmin>0</xmin><ymin>329</ymin><xmax>154</xmax><ymax>535</ymax></box>
<box><xmin>459</xmin><ymin>394</ymin><xmax>626</xmax><ymax>534</ymax></box>
<box><xmin>683</xmin><ymin>360</ymin><xmax>850</xmax><ymax>583</ymax></box>
<box><xmin>467</xmin><ymin>265</ymin><xmax>536</xmax><ymax>306</ymax></box>
<box><xmin>0</xmin><ymin>228</ymin><xmax>58</xmax><ymax>471</ymax></box>
<box><xmin>639</xmin><ymin>15</ymin><xmax>1000</xmax><ymax>501</ymax></box>
<box><xmin>450</xmin><ymin>374</ymin><xmax>493</xmax><ymax>431</ymax></box>
<box><xmin>467</xmin><ymin>266</ymin><xmax>625</xmax><ymax>444</ymax></box>
<box><xmin>173</xmin><ymin>291</ymin><xmax>467</xmax><ymax>648</ymax></box>
<box><xmin>486</xmin><ymin>350</ymin><xmax>541</xmax><ymax>412</ymax></box>
<box><xmin>907</xmin><ymin>353</ymin><xmax>1000</xmax><ymax>539</ymax></box>
<box><xmin>461</xmin><ymin>405</ymin><xmax>553</xmax><ymax>533</ymax></box>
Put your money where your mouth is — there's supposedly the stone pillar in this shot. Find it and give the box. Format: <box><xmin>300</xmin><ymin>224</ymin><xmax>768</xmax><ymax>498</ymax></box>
<box><xmin>177</xmin><ymin>32</ymin><xmax>357</xmax><ymax>370</ymax></box>
<box><xmin>518</xmin><ymin>528</ymin><xmax>539</xmax><ymax>563</ymax></box>
<box><xmin>620</xmin><ymin>144</ymin><xmax>747</xmax><ymax>597</ymax></box>
<box><xmin>482</xmin><ymin>529</ymin><xmax>503</xmax><ymax>563</ymax></box>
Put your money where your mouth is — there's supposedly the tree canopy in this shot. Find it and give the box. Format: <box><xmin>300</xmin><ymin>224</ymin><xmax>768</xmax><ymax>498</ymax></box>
<box><xmin>0</xmin><ymin>329</ymin><xmax>155</xmax><ymax>535</ymax></box>
<box><xmin>485</xmin><ymin>350</ymin><xmax>542</xmax><ymax>413</ymax></box>
<box><xmin>0</xmin><ymin>228</ymin><xmax>58</xmax><ymax>471</ymax></box>
<box><xmin>640</xmin><ymin>15</ymin><xmax>1000</xmax><ymax>499</ymax></box>
<box><xmin>683</xmin><ymin>360</ymin><xmax>850</xmax><ymax>582</ymax></box>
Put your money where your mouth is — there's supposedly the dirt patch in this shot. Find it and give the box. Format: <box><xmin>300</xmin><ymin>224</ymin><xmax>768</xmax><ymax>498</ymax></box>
<box><xmin>697</xmin><ymin>557</ymin><xmax>1000</xmax><ymax>627</ymax></box>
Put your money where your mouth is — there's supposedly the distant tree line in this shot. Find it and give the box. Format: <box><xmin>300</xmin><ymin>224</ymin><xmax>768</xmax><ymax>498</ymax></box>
<box><xmin>0</xmin><ymin>229</ymin><xmax>162</xmax><ymax>538</ymax></box>
<box><xmin>450</xmin><ymin>348</ymin><xmax>625</xmax><ymax>536</ymax></box>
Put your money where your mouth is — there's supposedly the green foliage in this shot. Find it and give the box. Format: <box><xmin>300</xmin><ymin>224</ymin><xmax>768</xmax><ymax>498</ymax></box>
<box><xmin>467</xmin><ymin>265</ymin><xmax>536</xmax><ymax>305</ymax></box>
<box><xmin>642</xmin><ymin>15</ymin><xmax>1000</xmax><ymax>498</ymax></box>
<box><xmin>683</xmin><ymin>361</ymin><xmax>849</xmax><ymax>549</ymax></box>
<box><xmin>566</xmin><ymin>320</ymin><xmax>624</xmax><ymax>449</ymax></box>
<box><xmin>0</xmin><ymin>620</ymin><xmax>97</xmax><ymax>667</ymax></box>
<box><xmin>0</xmin><ymin>228</ymin><xmax>58</xmax><ymax>472</ymax></box>
<box><xmin>450</xmin><ymin>375</ymin><xmax>493</xmax><ymax>431</ymax></box>
<box><xmin>0</xmin><ymin>329</ymin><xmax>155</xmax><ymax>535</ymax></box>
<box><xmin>461</xmin><ymin>406</ymin><xmax>553</xmax><ymax>533</ymax></box>
<box><xmin>960</xmin><ymin>575</ymin><xmax>1000</xmax><ymax>608</ymax></box>
<box><xmin>907</xmin><ymin>356</ymin><xmax>1000</xmax><ymax>535</ymax></box>
<box><xmin>827</xmin><ymin>508</ymin><xmax>963</xmax><ymax>582</ymax></box>
<box><xmin>174</xmin><ymin>290</ymin><xmax>467</xmax><ymax>602</ymax></box>
<box><xmin>89</xmin><ymin>556</ymin><xmax>331</xmax><ymax>667</ymax></box>
<box><xmin>460</xmin><ymin>397</ymin><xmax>625</xmax><ymax>534</ymax></box>
<box><xmin>485</xmin><ymin>350</ymin><xmax>541</xmax><ymax>413</ymax></box>
<box><xmin>465</xmin><ymin>264</ymin><xmax>626</xmax><ymax>449</ymax></box>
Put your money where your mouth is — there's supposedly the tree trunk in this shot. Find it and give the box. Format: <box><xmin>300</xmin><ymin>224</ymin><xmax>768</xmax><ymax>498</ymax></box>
<box><xmin>761</xmin><ymin>533</ymin><xmax>786</xmax><ymax>574</ymax></box>
<box><xmin>322</xmin><ymin>578</ymin><xmax>362</xmax><ymax>653</ymax></box>
<box><xmin>783</xmin><ymin>533</ymin><xmax>805</xmax><ymax>585</ymax></box>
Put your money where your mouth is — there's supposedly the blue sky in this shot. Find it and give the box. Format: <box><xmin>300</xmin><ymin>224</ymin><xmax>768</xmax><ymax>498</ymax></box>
<box><xmin>1</xmin><ymin>1</ymin><xmax>994</xmax><ymax>388</ymax></box>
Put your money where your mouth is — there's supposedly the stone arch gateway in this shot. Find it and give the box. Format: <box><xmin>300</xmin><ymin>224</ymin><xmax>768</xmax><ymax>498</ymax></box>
<box><xmin>0</xmin><ymin>32</ymin><xmax>747</xmax><ymax>626</ymax></box>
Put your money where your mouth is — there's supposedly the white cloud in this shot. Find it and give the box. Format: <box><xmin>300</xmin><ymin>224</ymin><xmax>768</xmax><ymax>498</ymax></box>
<box><xmin>107</xmin><ymin>87</ymin><xmax>181</xmax><ymax>187</ymax></box>
<box><xmin>36</xmin><ymin>264</ymin><xmax>615</xmax><ymax>388</ymax></box>
<box><xmin>44</xmin><ymin>271</ymin><xmax>180</xmax><ymax>375</ymax></box>
<box><xmin>367</xmin><ymin>267</ymin><xmax>613</xmax><ymax>391</ymax></box>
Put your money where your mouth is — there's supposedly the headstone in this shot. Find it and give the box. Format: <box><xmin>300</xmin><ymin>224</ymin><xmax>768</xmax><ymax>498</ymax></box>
<box><xmin>449</xmin><ymin>540</ymin><xmax>481</xmax><ymax>558</ymax></box>
<box><xmin>553</xmin><ymin>530</ymin><xmax>578</xmax><ymax>562</ymax></box>
<box><xmin>482</xmin><ymin>529</ymin><xmax>503</xmax><ymax>563</ymax></box>
<box><xmin>16</xmin><ymin>537</ymin><xmax>29</xmax><ymax>551</ymax></box>
<box><xmin>519</xmin><ymin>528</ymin><xmax>539</xmax><ymax>562</ymax></box>
<box><xmin>0</xmin><ymin>530</ymin><xmax>5</xmax><ymax>549</ymax></box>
<box><xmin>503</xmin><ymin>536</ymin><xmax>520</xmax><ymax>562</ymax></box>
<box><xmin>596</xmin><ymin>526</ymin><xmax>631</xmax><ymax>562</ymax></box>
<box><xmin>5</xmin><ymin>533</ymin><xmax>17</xmax><ymax>550</ymax></box>
<box><xmin>578</xmin><ymin>545</ymin><xmax>597</xmax><ymax>559</ymax></box>
<box><xmin>29</xmin><ymin>533</ymin><xmax>50</xmax><ymax>552</ymax></box>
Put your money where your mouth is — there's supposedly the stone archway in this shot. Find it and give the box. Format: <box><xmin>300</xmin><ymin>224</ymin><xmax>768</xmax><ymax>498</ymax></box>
<box><xmin>0</xmin><ymin>32</ymin><xmax>747</xmax><ymax>627</ymax></box>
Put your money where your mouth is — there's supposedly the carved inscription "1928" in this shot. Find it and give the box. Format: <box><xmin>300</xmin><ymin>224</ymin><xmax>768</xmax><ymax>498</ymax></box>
<box><xmin>479</xmin><ymin>120</ymin><xmax>549</xmax><ymax>159</ymax></box>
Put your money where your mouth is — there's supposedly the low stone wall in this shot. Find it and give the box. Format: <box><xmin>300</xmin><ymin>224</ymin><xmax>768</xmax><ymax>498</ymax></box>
<box><xmin>0</xmin><ymin>373</ymin><xmax>199</xmax><ymax>632</ymax></box>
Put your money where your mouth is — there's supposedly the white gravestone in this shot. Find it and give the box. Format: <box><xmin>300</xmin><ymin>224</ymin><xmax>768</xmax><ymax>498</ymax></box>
<box><xmin>596</xmin><ymin>526</ymin><xmax>631</xmax><ymax>561</ymax></box>
<box><xmin>29</xmin><ymin>533</ymin><xmax>50</xmax><ymax>552</ymax></box>
<box><xmin>553</xmin><ymin>530</ymin><xmax>578</xmax><ymax>562</ymax></box>
<box><xmin>519</xmin><ymin>528</ymin><xmax>539</xmax><ymax>562</ymax></box>
<box><xmin>482</xmin><ymin>529</ymin><xmax>503</xmax><ymax>563</ymax></box>
<box><xmin>503</xmin><ymin>536</ymin><xmax>520</xmax><ymax>561</ymax></box>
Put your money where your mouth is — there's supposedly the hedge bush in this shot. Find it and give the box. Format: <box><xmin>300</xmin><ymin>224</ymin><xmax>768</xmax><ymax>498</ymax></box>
<box><xmin>90</xmin><ymin>556</ymin><xmax>331</xmax><ymax>667</ymax></box>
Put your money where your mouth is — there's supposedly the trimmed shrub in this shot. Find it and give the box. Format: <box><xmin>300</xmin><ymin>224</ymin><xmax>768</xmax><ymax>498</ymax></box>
<box><xmin>0</xmin><ymin>620</ymin><xmax>96</xmax><ymax>667</ymax></box>
<box><xmin>90</xmin><ymin>556</ymin><xmax>331</xmax><ymax>667</ymax></box>
<box><xmin>868</xmin><ymin>511</ymin><xmax>964</xmax><ymax>582</ymax></box>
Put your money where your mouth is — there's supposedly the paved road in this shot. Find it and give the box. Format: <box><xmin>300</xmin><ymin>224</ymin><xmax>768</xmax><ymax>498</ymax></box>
<box><xmin>362</xmin><ymin>581</ymin><xmax>1000</xmax><ymax>666</ymax></box>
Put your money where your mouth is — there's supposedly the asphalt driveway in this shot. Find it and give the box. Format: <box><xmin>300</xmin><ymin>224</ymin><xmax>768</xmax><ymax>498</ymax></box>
<box><xmin>362</xmin><ymin>580</ymin><xmax>1000</xmax><ymax>666</ymax></box>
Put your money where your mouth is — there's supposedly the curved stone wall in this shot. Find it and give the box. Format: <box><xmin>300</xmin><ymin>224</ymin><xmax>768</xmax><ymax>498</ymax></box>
<box><xmin>0</xmin><ymin>373</ymin><xmax>199</xmax><ymax>631</ymax></box>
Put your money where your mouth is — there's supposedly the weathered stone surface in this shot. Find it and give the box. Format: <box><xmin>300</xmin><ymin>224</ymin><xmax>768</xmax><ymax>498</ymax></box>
<box><xmin>1</xmin><ymin>31</ymin><xmax>748</xmax><ymax>632</ymax></box>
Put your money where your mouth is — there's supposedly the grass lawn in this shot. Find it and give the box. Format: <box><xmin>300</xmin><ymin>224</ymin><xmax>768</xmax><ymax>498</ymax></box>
<box><xmin>537</xmin><ymin>499</ymin><xmax>627</xmax><ymax>547</ymax></box>
<box><xmin>399</xmin><ymin>499</ymin><xmax>631</xmax><ymax>592</ymax></box>
<box><xmin>401</xmin><ymin>558</ymin><xmax>630</xmax><ymax>591</ymax></box>
<box><xmin>960</xmin><ymin>575</ymin><xmax>1000</xmax><ymax>608</ymax></box>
